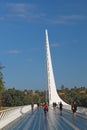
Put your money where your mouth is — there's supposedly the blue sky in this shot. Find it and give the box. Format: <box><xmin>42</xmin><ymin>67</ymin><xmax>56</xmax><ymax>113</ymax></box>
<box><xmin>0</xmin><ymin>0</ymin><xmax>87</xmax><ymax>90</ymax></box>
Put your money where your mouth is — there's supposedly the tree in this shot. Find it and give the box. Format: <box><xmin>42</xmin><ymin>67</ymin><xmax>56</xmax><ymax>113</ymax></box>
<box><xmin>0</xmin><ymin>64</ymin><xmax>5</xmax><ymax>107</ymax></box>
<box><xmin>0</xmin><ymin>65</ymin><xmax>5</xmax><ymax>91</ymax></box>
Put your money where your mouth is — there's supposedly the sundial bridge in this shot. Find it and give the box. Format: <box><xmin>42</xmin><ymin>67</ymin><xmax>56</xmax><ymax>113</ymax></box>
<box><xmin>0</xmin><ymin>29</ymin><xmax>87</xmax><ymax>130</ymax></box>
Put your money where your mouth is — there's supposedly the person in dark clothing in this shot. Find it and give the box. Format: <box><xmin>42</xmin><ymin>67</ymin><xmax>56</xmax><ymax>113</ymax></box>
<box><xmin>43</xmin><ymin>102</ymin><xmax>48</xmax><ymax>114</ymax></box>
<box><xmin>53</xmin><ymin>102</ymin><xmax>57</xmax><ymax>110</ymax></box>
<box><xmin>71</xmin><ymin>101</ymin><xmax>77</xmax><ymax>117</ymax></box>
<box><xmin>59</xmin><ymin>102</ymin><xmax>63</xmax><ymax>115</ymax></box>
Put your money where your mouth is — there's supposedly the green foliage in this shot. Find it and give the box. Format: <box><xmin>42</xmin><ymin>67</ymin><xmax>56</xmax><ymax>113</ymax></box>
<box><xmin>2</xmin><ymin>88</ymin><xmax>46</xmax><ymax>107</ymax></box>
<box><xmin>1</xmin><ymin>86</ymin><xmax>87</xmax><ymax>107</ymax></box>
<box><xmin>0</xmin><ymin>65</ymin><xmax>87</xmax><ymax>108</ymax></box>
<box><xmin>0</xmin><ymin>65</ymin><xmax>5</xmax><ymax>106</ymax></box>
<box><xmin>59</xmin><ymin>86</ymin><xmax>87</xmax><ymax>107</ymax></box>
<box><xmin>0</xmin><ymin>65</ymin><xmax>5</xmax><ymax>91</ymax></box>
<box><xmin>0</xmin><ymin>63</ymin><xmax>87</xmax><ymax>108</ymax></box>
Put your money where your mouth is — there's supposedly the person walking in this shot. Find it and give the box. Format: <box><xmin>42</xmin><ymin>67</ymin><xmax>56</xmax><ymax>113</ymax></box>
<box><xmin>59</xmin><ymin>101</ymin><xmax>63</xmax><ymax>115</ymax></box>
<box><xmin>71</xmin><ymin>101</ymin><xmax>77</xmax><ymax>118</ymax></box>
<box><xmin>43</xmin><ymin>102</ymin><xmax>48</xmax><ymax>115</ymax></box>
<box><xmin>31</xmin><ymin>102</ymin><xmax>34</xmax><ymax>111</ymax></box>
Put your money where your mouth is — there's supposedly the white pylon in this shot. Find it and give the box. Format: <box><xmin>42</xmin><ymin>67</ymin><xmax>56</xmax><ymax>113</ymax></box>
<box><xmin>45</xmin><ymin>29</ymin><xmax>70</xmax><ymax>107</ymax></box>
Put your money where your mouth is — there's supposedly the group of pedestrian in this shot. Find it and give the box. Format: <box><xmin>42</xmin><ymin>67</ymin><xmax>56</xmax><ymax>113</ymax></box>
<box><xmin>59</xmin><ymin>100</ymin><xmax>77</xmax><ymax>117</ymax></box>
<box><xmin>32</xmin><ymin>100</ymin><xmax>77</xmax><ymax>118</ymax></box>
<box><xmin>52</xmin><ymin>100</ymin><xmax>77</xmax><ymax>117</ymax></box>
<box><xmin>43</xmin><ymin>101</ymin><xmax>63</xmax><ymax>115</ymax></box>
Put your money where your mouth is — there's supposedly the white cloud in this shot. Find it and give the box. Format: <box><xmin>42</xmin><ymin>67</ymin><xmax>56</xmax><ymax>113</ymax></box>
<box><xmin>45</xmin><ymin>15</ymin><xmax>87</xmax><ymax>24</ymax></box>
<box><xmin>28</xmin><ymin>47</ymin><xmax>40</xmax><ymax>52</ymax></box>
<box><xmin>0</xmin><ymin>3</ymin><xmax>39</xmax><ymax>20</ymax></box>
<box><xmin>50</xmin><ymin>43</ymin><xmax>59</xmax><ymax>47</ymax></box>
<box><xmin>0</xmin><ymin>3</ymin><xmax>86</xmax><ymax>24</ymax></box>
<box><xmin>60</xmin><ymin>15</ymin><xmax>84</xmax><ymax>20</ymax></box>
<box><xmin>7</xmin><ymin>50</ymin><xmax>21</xmax><ymax>54</ymax></box>
<box><xmin>6</xmin><ymin>3</ymin><xmax>35</xmax><ymax>12</ymax></box>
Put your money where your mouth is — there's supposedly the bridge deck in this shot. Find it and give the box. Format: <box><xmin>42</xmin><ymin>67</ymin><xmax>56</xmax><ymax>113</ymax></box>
<box><xmin>3</xmin><ymin>107</ymin><xmax>87</xmax><ymax>130</ymax></box>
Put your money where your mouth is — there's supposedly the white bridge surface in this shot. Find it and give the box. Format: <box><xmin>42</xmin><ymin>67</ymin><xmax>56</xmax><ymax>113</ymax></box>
<box><xmin>1</xmin><ymin>106</ymin><xmax>87</xmax><ymax>130</ymax></box>
<box><xmin>0</xmin><ymin>105</ymin><xmax>37</xmax><ymax>129</ymax></box>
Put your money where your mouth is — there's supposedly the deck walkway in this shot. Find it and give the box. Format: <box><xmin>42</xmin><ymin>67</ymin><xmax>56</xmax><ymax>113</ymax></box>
<box><xmin>3</xmin><ymin>107</ymin><xmax>87</xmax><ymax>130</ymax></box>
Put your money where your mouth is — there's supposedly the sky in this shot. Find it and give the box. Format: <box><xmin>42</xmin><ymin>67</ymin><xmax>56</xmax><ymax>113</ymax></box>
<box><xmin>0</xmin><ymin>0</ymin><xmax>87</xmax><ymax>90</ymax></box>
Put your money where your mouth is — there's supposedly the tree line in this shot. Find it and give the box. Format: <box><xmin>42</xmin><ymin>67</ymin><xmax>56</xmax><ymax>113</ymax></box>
<box><xmin>58</xmin><ymin>85</ymin><xmax>87</xmax><ymax>107</ymax></box>
<box><xmin>0</xmin><ymin>65</ymin><xmax>87</xmax><ymax>108</ymax></box>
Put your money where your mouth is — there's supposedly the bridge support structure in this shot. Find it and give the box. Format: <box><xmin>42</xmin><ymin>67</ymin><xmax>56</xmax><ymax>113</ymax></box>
<box><xmin>45</xmin><ymin>29</ymin><xmax>70</xmax><ymax>109</ymax></box>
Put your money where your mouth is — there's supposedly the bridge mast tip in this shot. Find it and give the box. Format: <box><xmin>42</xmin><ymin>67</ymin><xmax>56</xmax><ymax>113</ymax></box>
<box><xmin>45</xmin><ymin>29</ymin><xmax>48</xmax><ymax>34</ymax></box>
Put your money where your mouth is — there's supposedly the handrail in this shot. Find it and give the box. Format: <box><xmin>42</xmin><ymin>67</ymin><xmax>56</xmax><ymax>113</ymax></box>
<box><xmin>77</xmin><ymin>106</ymin><xmax>87</xmax><ymax>115</ymax></box>
<box><xmin>0</xmin><ymin>104</ymin><xmax>37</xmax><ymax>129</ymax></box>
<box><xmin>63</xmin><ymin>105</ymin><xmax>87</xmax><ymax>115</ymax></box>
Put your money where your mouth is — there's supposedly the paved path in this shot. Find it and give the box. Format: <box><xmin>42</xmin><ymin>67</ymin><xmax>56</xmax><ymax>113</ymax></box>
<box><xmin>3</xmin><ymin>107</ymin><xmax>87</xmax><ymax>130</ymax></box>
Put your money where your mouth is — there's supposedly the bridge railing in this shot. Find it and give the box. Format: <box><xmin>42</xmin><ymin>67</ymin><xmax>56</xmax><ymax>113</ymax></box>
<box><xmin>50</xmin><ymin>103</ymin><xmax>87</xmax><ymax>115</ymax></box>
<box><xmin>0</xmin><ymin>104</ymin><xmax>37</xmax><ymax>129</ymax></box>
<box><xmin>61</xmin><ymin>105</ymin><xmax>87</xmax><ymax>115</ymax></box>
<box><xmin>77</xmin><ymin>107</ymin><xmax>87</xmax><ymax>115</ymax></box>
